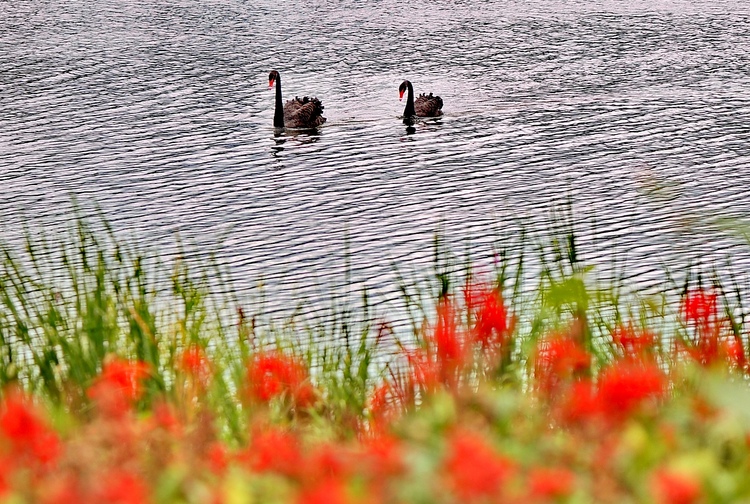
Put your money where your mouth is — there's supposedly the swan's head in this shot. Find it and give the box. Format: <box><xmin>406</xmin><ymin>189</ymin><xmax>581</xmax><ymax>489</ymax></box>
<box><xmin>268</xmin><ymin>70</ymin><xmax>280</xmax><ymax>88</ymax></box>
<box><xmin>398</xmin><ymin>80</ymin><xmax>410</xmax><ymax>101</ymax></box>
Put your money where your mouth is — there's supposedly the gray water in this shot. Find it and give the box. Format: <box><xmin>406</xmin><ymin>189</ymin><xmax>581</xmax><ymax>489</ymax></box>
<box><xmin>2</xmin><ymin>0</ymin><xmax>750</xmax><ymax>321</ymax></box>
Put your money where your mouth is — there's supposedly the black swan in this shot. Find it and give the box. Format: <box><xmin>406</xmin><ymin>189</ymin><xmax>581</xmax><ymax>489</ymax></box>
<box><xmin>398</xmin><ymin>80</ymin><xmax>443</xmax><ymax>124</ymax></box>
<box><xmin>268</xmin><ymin>70</ymin><xmax>326</xmax><ymax>129</ymax></box>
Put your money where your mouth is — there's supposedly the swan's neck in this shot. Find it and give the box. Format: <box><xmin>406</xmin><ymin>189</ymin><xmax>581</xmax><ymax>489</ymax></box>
<box><xmin>403</xmin><ymin>81</ymin><xmax>416</xmax><ymax>123</ymax></box>
<box><xmin>273</xmin><ymin>76</ymin><xmax>284</xmax><ymax>128</ymax></box>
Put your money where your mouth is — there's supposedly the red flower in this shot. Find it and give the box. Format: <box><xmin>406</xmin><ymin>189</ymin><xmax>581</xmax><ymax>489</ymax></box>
<box><xmin>360</xmin><ymin>434</ymin><xmax>404</xmax><ymax>480</ymax></box>
<box><xmin>177</xmin><ymin>344</ymin><xmax>213</xmax><ymax>384</ymax></box>
<box><xmin>723</xmin><ymin>337</ymin><xmax>746</xmax><ymax>369</ymax></box>
<box><xmin>398</xmin><ymin>297</ymin><xmax>474</xmax><ymax>396</ymax></box>
<box><xmin>243</xmin><ymin>427</ymin><xmax>302</xmax><ymax>477</ymax></box>
<box><xmin>0</xmin><ymin>389</ymin><xmax>60</xmax><ymax>465</ymax></box>
<box><xmin>679</xmin><ymin>328</ymin><xmax>723</xmax><ymax>367</ymax></box>
<box><xmin>207</xmin><ymin>442</ymin><xmax>229</xmax><ymax>474</ymax></box>
<box><xmin>368</xmin><ymin>383</ymin><xmax>397</xmax><ymax>434</ymax></box>
<box><xmin>612</xmin><ymin>323</ymin><xmax>656</xmax><ymax>356</ymax></box>
<box><xmin>598</xmin><ymin>358</ymin><xmax>665</xmax><ymax>420</ymax></box>
<box><xmin>681</xmin><ymin>289</ymin><xmax>718</xmax><ymax>329</ymax></box>
<box><xmin>535</xmin><ymin>335</ymin><xmax>590</xmax><ymax>394</ymax></box>
<box><xmin>651</xmin><ymin>469</ymin><xmax>702</xmax><ymax>504</ymax></box>
<box><xmin>369</xmin><ymin>383</ymin><xmax>390</xmax><ymax>415</ymax></box>
<box><xmin>356</xmin><ymin>435</ymin><xmax>404</xmax><ymax>503</ymax></box>
<box><xmin>429</xmin><ymin>297</ymin><xmax>465</xmax><ymax>386</ymax></box>
<box><xmin>677</xmin><ymin>287</ymin><xmax>747</xmax><ymax>369</ymax></box>
<box><xmin>527</xmin><ymin>466</ymin><xmax>576</xmax><ymax>500</ymax></box>
<box><xmin>150</xmin><ymin>401</ymin><xmax>182</xmax><ymax>434</ymax></box>
<box><xmin>403</xmin><ymin>348</ymin><xmax>440</xmax><ymax>392</ymax></box>
<box><xmin>304</xmin><ymin>442</ymin><xmax>354</xmax><ymax>483</ymax></box>
<box><xmin>93</xmin><ymin>469</ymin><xmax>149</xmax><ymax>504</ymax></box>
<box><xmin>465</xmin><ymin>281</ymin><xmax>512</xmax><ymax>349</ymax></box>
<box><xmin>38</xmin><ymin>473</ymin><xmax>84</xmax><ymax>504</ymax></box>
<box><xmin>297</xmin><ymin>478</ymin><xmax>350</xmax><ymax>504</ymax></box>
<box><xmin>555</xmin><ymin>379</ymin><xmax>602</xmax><ymax>424</ymax></box>
<box><xmin>100</xmin><ymin>357</ymin><xmax>150</xmax><ymax>400</ymax></box>
<box><xmin>87</xmin><ymin>356</ymin><xmax>150</xmax><ymax>417</ymax></box>
<box><xmin>246</xmin><ymin>351</ymin><xmax>315</xmax><ymax>408</ymax></box>
<box><xmin>0</xmin><ymin>456</ymin><xmax>9</xmax><ymax>496</ymax></box>
<box><xmin>443</xmin><ymin>429</ymin><xmax>515</xmax><ymax>501</ymax></box>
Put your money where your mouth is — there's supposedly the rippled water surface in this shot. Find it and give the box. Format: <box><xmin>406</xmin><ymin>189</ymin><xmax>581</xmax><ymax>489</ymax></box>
<box><xmin>2</xmin><ymin>0</ymin><xmax>750</xmax><ymax>318</ymax></box>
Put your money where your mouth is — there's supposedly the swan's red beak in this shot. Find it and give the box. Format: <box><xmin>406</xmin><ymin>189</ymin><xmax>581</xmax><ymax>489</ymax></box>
<box><xmin>268</xmin><ymin>79</ymin><xmax>275</xmax><ymax>89</ymax></box>
<box><xmin>399</xmin><ymin>90</ymin><xmax>405</xmax><ymax>101</ymax></box>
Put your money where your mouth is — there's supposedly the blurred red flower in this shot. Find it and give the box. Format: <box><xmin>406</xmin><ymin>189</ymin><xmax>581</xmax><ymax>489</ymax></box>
<box><xmin>681</xmin><ymin>331</ymin><xmax>722</xmax><ymax>367</ymax></box>
<box><xmin>0</xmin><ymin>456</ymin><xmax>8</xmax><ymax>496</ymax></box>
<box><xmin>429</xmin><ymin>297</ymin><xmax>465</xmax><ymax>387</ymax></box>
<box><xmin>527</xmin><ymin>466</ymin><xmax>576</xmax><ymax>500</ymax></box>
<box><xmin>38</xmin><ymin>473</ymin><xmax>84</xmax><ymax>504</ymax></box>
<box><xmin>94</xmin><ymin>469</ymin><xmax>149</xmax><ymax>504</ymax></box>
<box><xmin>723</xmin><ymin>337</ymin><xmax>746</xmax><ymax>369</ymax></box>
<box><xmin>243</xmin><ymin>427</ymin><xmax>302</xmax><ymax>477</ymax></box>
<box><xmin>555</xmin><ymin>379</ymin><xmax>602</xmax><ymax>424</ymax></box>
<box><xmin>361</xmin><ymin>434</ymin><xmax>403</xmax><ymax>480</ymax></box>
<box><xmin>305</xmin><ymin>442</ymin><xmax>352</xmax><ymax>482</ymax></box>
<box><xmin>403</xmin><ymin>348</ymin><xmax>440</xmax><ymax>392</ymax></box>
<box><xmin>598</xmin><ymin>358</ymin><xmax>665</xmax><ymax>420</ymax></box>
<box><xmin>677</xmin><ymin>287</ymin><xmax>747</xmax><ymax>369</ymax></box>
<box><xmin>87</xmin><ymin>356</ymin><xmax>150</xmax><ymax>417</ymax></box>
<box><xmin>612</xmin><ymin>323</ymin><xmax>656</xmax><ymax>356</ymax></box>
<box><xmin>651</xmin><ymin>469</ymin><xmax>702</xmax><ymax>504</ymax></box>
<box><xmin>246</xmin><ymin>351</ymin><xmax>315</xmax><ymax>408</ymax></box>
<box><xmin>207</xmin><ymin>441</ymin><xmax>229</xmax><ymax>474</ymax></box>
<box><xmin>443</xmin><ymin>429</ymin><xmax>515</xmax><ymax>501</ymax></box>
<box><xmin>399</xmin><ymin>299</ymin><xmax>465</xmax><ymax>396</ymax></box>
<box><xmin>297</xmin><ymin>478</ymin><xmax>351</xmax><ymax>504</ymax></box>
<box><xmin>535</xmin><ymin>334</ymin><xmax>590</xmax><ymax>394</ymax></box>
<box><xmin>177</xmin><ymin>344</ymin><xmax>213</xmax><ymax>385</ymax></box>
<box><xmin>464</xmin><ymin>281</ymin><xmax>512</xmax><ymax>349</ymax></box>
<box><xmin>0</xmin><ymin>389</ymin><xmax>60</xmax><ymax>465</ymax></box>
<box><xmin>681</xmin><ymin>288</ymin><xmax>718</xmax><ymax>329</ymax></box>
<box><xmin>368</xmin><ymin>383</ymin><xmax>392</xmax><ymax>428</ymax></box>
<box><xmin>150</xmin><ymin>401</ymin><xmax>182</xmax><ymax>434</ymax></box>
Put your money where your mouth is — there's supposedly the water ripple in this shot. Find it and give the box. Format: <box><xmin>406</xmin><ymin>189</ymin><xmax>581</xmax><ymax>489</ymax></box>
<box><xmin>1</xmin><ymin>0</ymin><xmax>750</xmax><ymax>328</ymax></box>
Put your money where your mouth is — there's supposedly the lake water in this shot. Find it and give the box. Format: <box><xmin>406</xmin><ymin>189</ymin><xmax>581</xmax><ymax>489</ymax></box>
<box><xmin>2</xmin><ymin>0</ymin><xmax>750</xmax><ymax>325</ymax></box>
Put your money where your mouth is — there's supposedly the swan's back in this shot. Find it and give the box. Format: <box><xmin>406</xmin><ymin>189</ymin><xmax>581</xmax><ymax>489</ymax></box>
<box><xmin>414</xmin><ymin>93</ymin><xmax>443</xmax><ymax>117</ymax></box>
<box><xmin>284</xmin><ymin>96</ymin><xmax>326</xmax><ymax>128</ymax></box>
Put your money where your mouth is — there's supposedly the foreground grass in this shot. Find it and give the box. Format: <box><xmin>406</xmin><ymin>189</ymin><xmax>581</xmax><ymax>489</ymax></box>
<box><xmin>2</xmin><ymin>218</ymin><xmax>750</xmax><ymax>503</ymax></box>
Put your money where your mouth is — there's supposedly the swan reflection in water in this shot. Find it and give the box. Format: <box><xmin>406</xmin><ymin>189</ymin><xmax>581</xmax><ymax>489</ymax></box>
<box><xmin>270</xmin><ymin>129</ymin><xmax>320</xmax><ymax>158</ymax></box>
<box><xmin>402</xmin><ymin>116</ymin><xmax>445</xmax><ymax>138</ymax></box>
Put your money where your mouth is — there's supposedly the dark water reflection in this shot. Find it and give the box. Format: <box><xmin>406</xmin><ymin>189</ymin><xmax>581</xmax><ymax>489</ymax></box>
<box><xmin>1</xmin><ymin>0</ymin><xmax>750</xmax><ymax>323</ymax></box>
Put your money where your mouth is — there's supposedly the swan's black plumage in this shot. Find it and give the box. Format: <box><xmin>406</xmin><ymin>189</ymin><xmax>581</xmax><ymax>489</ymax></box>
<box><xmin>268</xmin><ymin>70</ymin><xmax>326</xmax><ymax>129</ymax></box>
<box><xmin>398</xmin><ymin>80</ymin><xmax>443</xmax><ymax>124</ymax></box>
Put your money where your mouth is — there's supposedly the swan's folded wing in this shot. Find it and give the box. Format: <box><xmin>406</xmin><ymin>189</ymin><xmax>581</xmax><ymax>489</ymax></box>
<box><xmin>414</xmin><ymin>93</ymin><xmax>443</xmax><ymax>117</ymax></box>
<box><xmin>284</xmin><ymin>96</ymin><xmax>326</xmax><ymax>128</ymax></box>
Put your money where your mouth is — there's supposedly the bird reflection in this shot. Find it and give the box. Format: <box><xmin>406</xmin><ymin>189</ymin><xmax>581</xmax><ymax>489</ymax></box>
<box><xmin>270</xmin><ymin>130</ymin><xmax>320</xmax><ymax>159</ymax></box>
<box><xmin>271</xmin><ymin>132</ymin><xmax>286</xmax><ymax>158</ymax></box>
<box><xmin>401</xmin><ymin>116</ymin><xmax>443</xmax><ymax>137</ymax></box>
